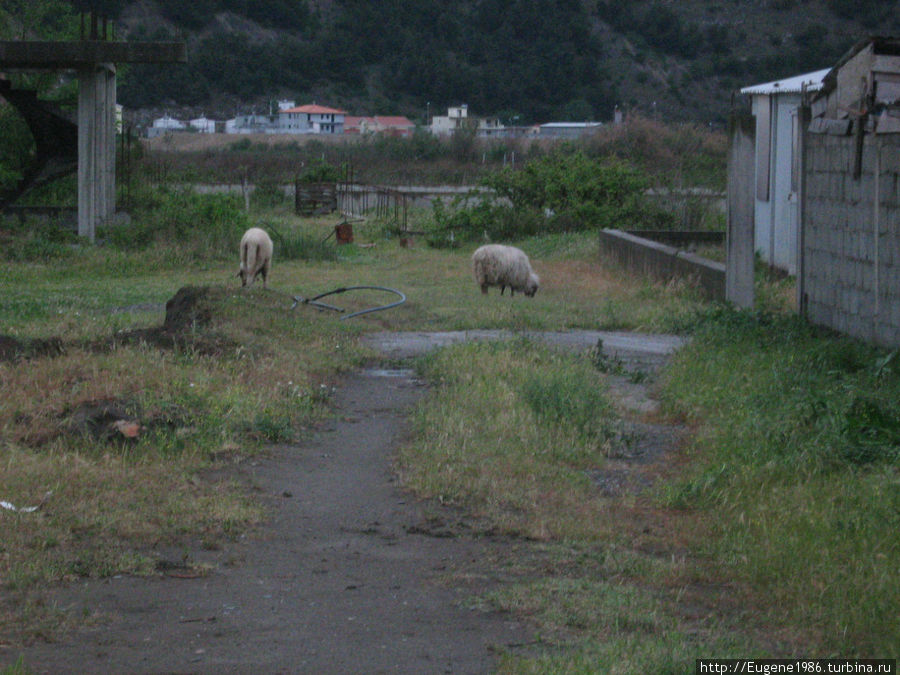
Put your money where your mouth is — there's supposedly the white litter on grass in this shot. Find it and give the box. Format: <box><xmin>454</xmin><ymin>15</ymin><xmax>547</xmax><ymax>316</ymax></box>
<box><xmin>0</xmin><ymin>490</ymin><xmax>53</xmax><ymax>513</ymax></box>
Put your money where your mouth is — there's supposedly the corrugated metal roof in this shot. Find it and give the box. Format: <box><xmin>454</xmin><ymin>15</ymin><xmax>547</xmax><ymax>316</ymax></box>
<box><xmin>540</xmin><ymin>122</ymin><xmax>602</xmax><ymax>128</ymax></box>
<box><xmin>740</xmin><ymin>68</ymin><xmax>831</xmax><ymax>95</ymax></box>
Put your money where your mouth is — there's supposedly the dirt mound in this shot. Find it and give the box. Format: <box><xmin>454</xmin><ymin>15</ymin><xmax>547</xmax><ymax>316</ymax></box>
<box><xmin>163</xmin><ymin>285</ymin><xmax>213</xmax><ymax>332</ymax></box>
<box><xmin>0</xmin><ymin>334</ymin><xmax>64</xmax><ymax>362</ymax></box>
<box><xmin>105</xmin><ymin>286</ymin><xmax>240</xmax><ymax>356</ymax></box>
<box><xmin>1</xmin><ymin>287</ymin><xmax>230</xmax><ymax>364</ymax></box>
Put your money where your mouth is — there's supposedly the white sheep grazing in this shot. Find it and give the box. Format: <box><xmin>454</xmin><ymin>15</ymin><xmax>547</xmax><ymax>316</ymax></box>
<box><xmin>472</xmin><ymin>244</ymin><xmax>540</xmax><ymax>297</ymax></box>
<box><xmin>237</xmin><ymin>227</ymin><xmax>273</xmax><ymax>288</ymax></box>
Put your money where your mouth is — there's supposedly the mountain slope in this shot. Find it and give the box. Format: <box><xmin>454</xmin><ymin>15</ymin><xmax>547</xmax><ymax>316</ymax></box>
<box><xmin>25</xmin><ymin>1</ymin><xmax>900</xmax><ymax>125</ymax></box>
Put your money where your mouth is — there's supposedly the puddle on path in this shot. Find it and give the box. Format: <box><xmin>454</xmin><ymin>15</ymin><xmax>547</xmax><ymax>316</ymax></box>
<box><xmin>362</xmin><ymin>367</ymin><xmax>417</xmax><ymax>378</ymax></box>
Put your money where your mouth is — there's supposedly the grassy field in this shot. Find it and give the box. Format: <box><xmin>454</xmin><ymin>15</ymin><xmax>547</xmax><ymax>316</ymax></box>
<box><xmin>1</xmin><ymin>198</ymin><xmax>897</xmax><ymax>671</ymax></box>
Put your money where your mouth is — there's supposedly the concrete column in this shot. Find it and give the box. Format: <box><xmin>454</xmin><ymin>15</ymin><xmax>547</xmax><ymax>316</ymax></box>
<box><xmin>726</xmin><ymin>111</ymin><xmax>756</xmax><ymax>308</ymax></box>
<box><xmin>77</xmin><ymin>63</ymin><xmax>116</xmax><ymax>241</ymax></box>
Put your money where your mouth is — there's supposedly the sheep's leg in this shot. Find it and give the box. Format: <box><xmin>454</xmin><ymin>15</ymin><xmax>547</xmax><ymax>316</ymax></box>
<box><xmin>500</xmin><ymin>285</ymin><xmax>506</xmax><ymax>295</ymax></box>
<box><xmin>481</xmin><ymin>283</ymin><xmax>489</xmax><ymax>295</ymax></box>
<box><xmin>239</xmin><ymin>243</ymin><xmax>249</xmax><ymax>286</ymax></box>
<box><xmin>261</xmin><ymin>260</ymin><xmax>269</xmax><ymax>288</ymax></box>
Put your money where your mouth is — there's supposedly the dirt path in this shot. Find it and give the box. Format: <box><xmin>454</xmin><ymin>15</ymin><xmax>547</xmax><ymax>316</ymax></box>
<box><xmin>14</xmin><ymin>330</ymin><xmax>684</xmax><ymax>675</ymax></box>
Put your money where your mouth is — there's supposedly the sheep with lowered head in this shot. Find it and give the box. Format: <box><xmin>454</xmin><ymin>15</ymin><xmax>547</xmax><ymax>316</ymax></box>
<box><xmin>472</xmin><ymin>244</ymin><xmax>540</xmax><ymax>297</ymax></box>
<box><xmin>237</xmin><ymin>227</ymin><xmax>273</xmax><ymax>288</ymax></box>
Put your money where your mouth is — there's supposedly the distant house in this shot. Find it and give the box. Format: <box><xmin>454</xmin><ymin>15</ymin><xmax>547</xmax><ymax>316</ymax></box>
<box><xmin>429</xmin><ymin>105</ymin><xmax>470</xmax><ymax>136</ymax></box>
<box><xmin>477</xmin><ymin>116</ymin><xmax>505</xmax><ymax>137</ymax></box>
<box><xmin>189</xmin><ymin>116</ymin><xmax>217</xmax><ymax>133</ymax></box>
<box><xmin>429</xmin><ymin>105</ymin><xmax>506</xmax><ymax>137</ymax></box>
<box><xmin>344</xmin><ymin>115</ymin><xmax>415</xmax><ymax>137</ymax></box>
<box><xmin>740</xmin><ymin>68</ymin><xmax>830</xmax><ymax>274</ymax></box>
<box><xmin>225</xmin><ymin>114</ymin><xmax>273</xmax><ymax>134</ymax></box>
<box><xmin>538</xmin><ymin>122</ymin><xmax>603</xmax><ymax>138</ymax></box>
<box><xmin>277</xmin><ymin>104</ymin><xmax>346</xmax><ymax>134</ymax></box>
<box><xmin>146</xmin><ymin>114</ymin><xmax>188</xmax><ymax>138</ymax></box>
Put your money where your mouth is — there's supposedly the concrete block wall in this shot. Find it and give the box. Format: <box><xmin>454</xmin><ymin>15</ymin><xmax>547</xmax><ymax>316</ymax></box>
<box><xmin>598</xmin><ymin>229</ymin><xmax>726</xmax><ymax>300</ymax></box>
<box><xmin>803</xmin><ymin>133</ymin><xmax>900</xmax><ymax>347</ymax></box>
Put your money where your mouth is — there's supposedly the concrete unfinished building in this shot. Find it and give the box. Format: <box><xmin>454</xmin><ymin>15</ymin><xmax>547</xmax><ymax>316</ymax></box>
<box><xmin>0</xmin><ymin>22</ymin><xmax>185</xmax><ymax>241</ymax></box>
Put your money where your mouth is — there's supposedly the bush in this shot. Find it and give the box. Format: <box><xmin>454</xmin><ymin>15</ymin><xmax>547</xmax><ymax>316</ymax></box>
<box><xmin>485</xmin><ymin>151</ymin><xmax>652</xmax><ymax>226</ymax></box>
<box><xmin>296</xmin><ymin>160</ymin><xmax>347</xmax><ymax>184</ymax></box>
<box><xmin>0</xmin><ymin>216</ymin><xmax>77</xmax><ymax>262</ymax></box>
<box><xmin>428</xmin><ymin>195</ymin><xmax>546</xmax><ymax>246</ymax></box>
<box><xmin>100</xmin><ymin>187</ymin><xmax>251</xmax><ymax>259</ymax></box>
<box><xmin>428</xmin><ymin>150</ymin><xmax>667</xmax><ymax>243</ymax></box>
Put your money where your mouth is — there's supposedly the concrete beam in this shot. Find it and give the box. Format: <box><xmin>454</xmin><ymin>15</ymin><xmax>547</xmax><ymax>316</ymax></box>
<box><xmin>77</xmin><ymin>65</ymin><xmax>116</xmax><ymax>241</ymax></box>
<box><xmin>0</xmin><ymin>41</ymin><xmax>186</xmax><ymax>69</ymax></box>
<box><xmin>726</xmin><ymin>112</ymin><xmax>756</xmax><ymax>309</ymax></box>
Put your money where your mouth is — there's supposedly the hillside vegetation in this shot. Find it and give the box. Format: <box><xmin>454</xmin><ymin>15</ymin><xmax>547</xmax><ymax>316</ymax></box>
<box><xmin>2</xmin><ymin>0</ymin><xmax>897</xmax><ymax>125</ymax></box>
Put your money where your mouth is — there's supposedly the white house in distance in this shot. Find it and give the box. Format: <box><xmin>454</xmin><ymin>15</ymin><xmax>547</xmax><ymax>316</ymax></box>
<box><xmin>429</xmin><ymin>104</ymin><xmax>505</xmax><ymax>137</ymax></box>
<box><xmin>277</xmin><ymin>103</ymin><xmax>346</xmax><ymax>134</ymax></box>
<box><xmin>344</xmin><ymin>115</ymin><xmax>416</xmax><ymax>137</ymax></box>
<box><xmin>145</xmin><ymin>113</ymin><xmax>187</xmax><ymax>138</ymax></box>
<box><xmin>740</xmin><ymin>68</ymin><xmax>830</xmax><ymax>274</ymax></box>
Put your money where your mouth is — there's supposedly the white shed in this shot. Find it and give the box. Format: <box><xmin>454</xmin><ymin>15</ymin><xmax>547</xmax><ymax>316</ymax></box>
<box><xmin>740</xmin><ymin>68</ymin><xmax>830</xmax><ymax>274</ymax></box>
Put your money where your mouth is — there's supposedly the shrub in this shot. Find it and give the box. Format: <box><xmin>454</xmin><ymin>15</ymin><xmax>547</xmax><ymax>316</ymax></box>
<box><xmin>428</xmin><ymin>196</ymin><xmax>545</xmax><ymax>246</ymax></box>
<box><xmin>100</xmin><ymin>187</ymin><xmax>251</xmax><ymax>259</ymax></box>
<box><xmin>297</xmin><ymin>160</ymin><xmax>346</xmax><ymax>184</ymax></box>
<box><xmin>0</xmin><ymin>215</ymin><xmax>78</xmax><ymax>262</ymax></box>
<box><xmin>429</xmin><ymin>150</ymin><xmax>665</xmax><ymax>242</ymax></box>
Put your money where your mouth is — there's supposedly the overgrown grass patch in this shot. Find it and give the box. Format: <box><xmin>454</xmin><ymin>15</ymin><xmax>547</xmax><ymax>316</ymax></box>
<box><xmin>660</xmin><ymin>307</ymin><xmax>900</xmax><ymax>654</ymax></box>
<box><xmin>401</xmin><ymin>340</ymin><xmax>629</xmax><ymax>539</ymax></box>
<box><xmin>402</xmin><ymin>340</ymin><xmax>759</xmax><ymax>670</ymax></box>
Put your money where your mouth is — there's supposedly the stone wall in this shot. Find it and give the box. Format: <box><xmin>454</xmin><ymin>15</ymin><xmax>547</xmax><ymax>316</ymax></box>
<box><xmin>802</xmin><ymin>133</ymin><xmax>900</xmax><ymax>347</ymax></box>
<box><xmin>598</xmin><ymin>229</ymin><xmax>726</xmax><ymax>300</ymax></box>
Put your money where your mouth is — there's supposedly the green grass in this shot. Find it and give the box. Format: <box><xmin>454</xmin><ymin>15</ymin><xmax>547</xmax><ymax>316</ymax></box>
<box><xmin>660</xmin><ymin>308</ymin><xmax>900</xmax><ymax>655</ymax></box>
<box><xmin>3</xmin><ymin>192</ymin><xmax>895</xmax><ymax>666</ymax></box>
<box><xmin>398</xmin><ymin>307</ymin><xmax>900</xmax><ymax>666</ymax></box>
<box><xmin>401</xmin><ymin>340</ymin><xmax>762</xmax><ymax>671</ymax></box>
<box><xmin>401</xmin><ymin>340</ymin><xmax>626</xmax><ymax>538</ymax></box>
<box><xmin>1</xmin><ymin>208</ymin><xmax>699</xmax><ymax>648</ymax></box>
<box><xmin>0</xmin><ymin>656</ymin><xmax>32</xmax><ymax>675</ymax></box>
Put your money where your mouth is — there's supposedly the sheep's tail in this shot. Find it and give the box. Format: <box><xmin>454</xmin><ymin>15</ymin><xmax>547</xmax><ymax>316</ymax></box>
<box><xmin>241</xmin><ymin>240</ymin><xmax>257</xmax><ymax>272</ymax></box>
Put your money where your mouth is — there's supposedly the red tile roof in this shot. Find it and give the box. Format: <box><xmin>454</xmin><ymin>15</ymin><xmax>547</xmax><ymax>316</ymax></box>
<box><xmin>374</xmin><ymin>116</ymin><xmax>414</xmax><ymax>126</ymax></box>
